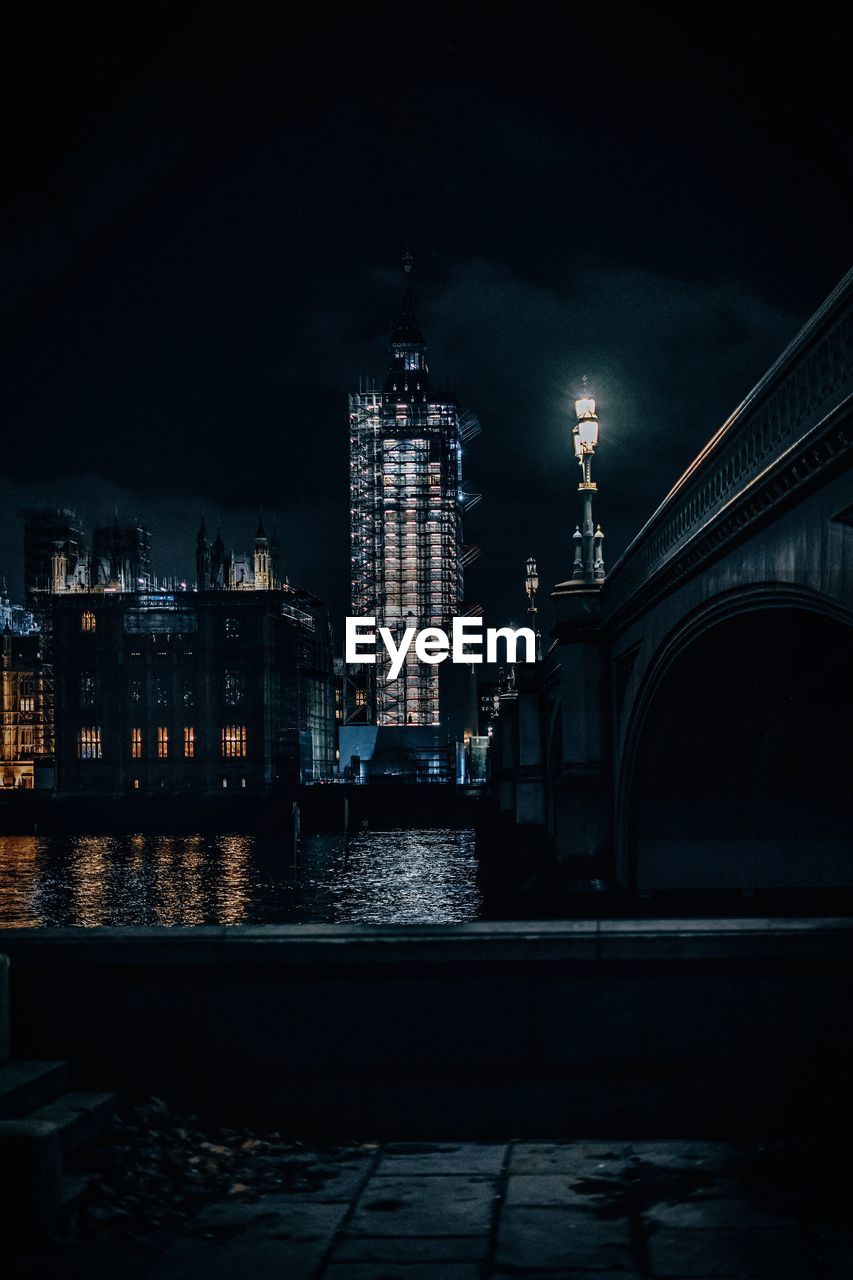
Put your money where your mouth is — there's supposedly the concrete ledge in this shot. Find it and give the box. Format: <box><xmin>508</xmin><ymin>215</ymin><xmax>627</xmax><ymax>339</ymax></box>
<box><xmin>1</xmin><ymin>919</ymin><xmax>850</xmax><ymax>1135</ymax></box>
<box><xmin>3</xmin><ymin>916</ymin><xmax>850</xmax><ymax>962</ymax></box>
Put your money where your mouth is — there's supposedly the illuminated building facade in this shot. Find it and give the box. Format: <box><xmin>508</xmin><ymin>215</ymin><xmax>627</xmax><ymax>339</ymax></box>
<box><xmin>0</xmin><ymin>631</ymin><xmax>49</xmax><ymax>789</ymax></box>
<box><xmin>0</xmin><ymin>592</ymin><xmax>36</xmax><ymax>636</ymax></box>
<box><xmin>50</xmin><ymin>586</ymin><xmax>335</xmax><ymax>795</ymax></box>
<box><xmin>349</xmin><ymin>259</ymin><xmax>481</xmax><ymax>727</ymax></box>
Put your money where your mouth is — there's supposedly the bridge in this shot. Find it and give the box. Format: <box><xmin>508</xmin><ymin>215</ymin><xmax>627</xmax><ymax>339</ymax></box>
<box><xmin>494</xmin><ymin>270</ymin><xmax>853</xmax><ymax>890</ymax></box>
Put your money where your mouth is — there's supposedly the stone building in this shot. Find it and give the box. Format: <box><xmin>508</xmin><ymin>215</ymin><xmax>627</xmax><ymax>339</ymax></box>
<box><xmin>49</xmin><ymin>586</ymin><xmax>335</xmax><ymax>797</ymax></box>
<box><xmin>0</xmin><ymin>630</ymin><xmax>50</xmax><ymax>790</ymax></box>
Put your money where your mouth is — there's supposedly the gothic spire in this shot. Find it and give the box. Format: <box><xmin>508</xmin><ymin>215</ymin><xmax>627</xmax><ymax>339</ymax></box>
<box><xmin>385</xmin><ymin>250</ymin><xmax>430</xmax><ymax>395</ymax></box>
<box><xmin>195</xmin><ymin>516</ymin><xmax>211</xmax><ymax>591</ymax></box>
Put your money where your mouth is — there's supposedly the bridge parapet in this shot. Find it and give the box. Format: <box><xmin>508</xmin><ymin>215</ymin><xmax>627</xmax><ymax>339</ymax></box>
<box><xmin>602</xmin><ymin>269</ymin><xmax>853</xmax><ymax>629</ymax></box>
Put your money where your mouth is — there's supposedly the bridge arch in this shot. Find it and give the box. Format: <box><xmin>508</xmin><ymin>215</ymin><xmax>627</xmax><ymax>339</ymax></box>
<box><xmin>617</xmin><ymin>584</ymin><xmax>853</xmax><ymax>891</ymax></box>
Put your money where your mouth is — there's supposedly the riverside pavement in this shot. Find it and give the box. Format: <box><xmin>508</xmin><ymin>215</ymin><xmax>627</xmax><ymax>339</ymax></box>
<box><xmin>30</xmin><ymin>1138</ymin><xmax>847</xmax><ymax>1279</ymax></box>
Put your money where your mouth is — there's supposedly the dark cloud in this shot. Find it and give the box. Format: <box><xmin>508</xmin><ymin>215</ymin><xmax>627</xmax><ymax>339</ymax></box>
<box><xmin>0</xmin><ymin>13</ymin><xmax>848</xmax><ymax>638</ymax></box>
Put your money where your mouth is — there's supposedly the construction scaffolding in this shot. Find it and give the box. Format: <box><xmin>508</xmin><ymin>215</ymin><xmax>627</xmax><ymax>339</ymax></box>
<box><xmin>0</xmin><ymin>614</ymin><xmax>51</xmax><ymax>788</ymax></box>
<box><xmin>348</xmin><ymin>265</ymin><xmax>481</xmax><ymax>730</ymax></box>
<box><xmin>350</xmin><ymin>392</ymin><xmax>466</xmax><ymax>725</ymax></box>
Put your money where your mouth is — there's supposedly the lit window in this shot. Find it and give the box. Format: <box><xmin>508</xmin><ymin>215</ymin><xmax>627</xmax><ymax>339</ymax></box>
<box><xmin>225</xmin><ymin>617</ymin><xmax>240</xmax><ymax>639</ymax></box>
<box><xmin>81</xmin><ymin>611</ymin><xmax>96</xmax><ymax>632</ymax></box>
<box><xmin>224</xmin><ymin>670</ymin><xmax>244</xmax><ymax>707</ymax></box>
<box><xmin>157</xmin><ymin>726</ymin><xmax>169</xmax><ymax>758</ymax></box>
<box><xmin>221</xmin><ymin>725</ymin><xmax>247</xmax><ymax>758</ymax></box>
<box><xmin>132</xmin><ymin>778</ymin><xmax>140</xmax><ymax>790</ymax></box>
<box><xmin>355</xmin><ymin>690</ymin><xmax>367</xmax><ymax>707</ymax></box>
<box><xmin>131</xmin><ymin>728</ymin><xmax>142</xmax><ymax>759</ymax></box>
<box><xmin>77</xmin><ymin>726</ymin><xmax>102</xmax><ymax>759</ymax></box>
<box><xmin>184</xmin><ymin>726</ymin><xmax>195</xmax><ymax>758</ymax></box>
<box><xmin>221</xmin><ymin>777</ymin><xmax>228</xmax><ymax>789</ymax></box>
<box><xmin>404</xmin><ymin>352</ymin><xmax>420</xmax><ymax>370</ymax></box>
<box><xmin>20</xmin><ymin>697</ymin><xmax>35</xmax><ymax>713</ymax></box>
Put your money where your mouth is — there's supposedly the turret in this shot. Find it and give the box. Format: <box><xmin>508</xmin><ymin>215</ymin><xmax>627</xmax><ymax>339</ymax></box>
<box><xmin>50</xmin><ymin>541</ymin><xmax>68</xmax><ymax>594</ymax></box>
<box><xmin>253</xmin><ymin>515</ymin><xmax>270</xmax><ymax>590</ymax></box>
<box><xmin>211</xmin><ymin>528</ymin><xmax>226</xmax><ymax>590</ymax></box>
<box><xmin>270</xmin><ymin>526</ymin><xmax>281</xmax><ymax>590</ymax></box>
<box><xmin>196</xmin><ymin>518</ymin><xmax>211</xmax><ymax>591</ymax></box>
<box><xmin>384</xmin><ymin>251</ymin><xmax>430</xmax><ymax>397</ymax></box>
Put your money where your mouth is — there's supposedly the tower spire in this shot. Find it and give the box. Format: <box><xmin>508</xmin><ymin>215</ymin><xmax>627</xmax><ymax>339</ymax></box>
<box><xmin>196</xmin><ymin>516</ymin><xmax>211</xmax><ymax>592</ymax></box>
<box><xmin>254</xmin><ymin>515</ymin><xmax>270</xmax><ymax>589</ymax></box>
<box><xmin>385</xmin><ymin>249</ymin><xmax>429</xmax><ymax>394</ymax></box>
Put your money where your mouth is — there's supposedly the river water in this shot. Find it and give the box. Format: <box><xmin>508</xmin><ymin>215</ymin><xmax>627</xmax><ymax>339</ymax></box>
<box><xmin>0</xmin><ymin>829</ymin><xmax>484</xmax><ymax>927</ymax></box>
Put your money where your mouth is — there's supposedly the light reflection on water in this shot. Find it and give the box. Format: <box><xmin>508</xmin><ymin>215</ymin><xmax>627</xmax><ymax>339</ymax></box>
<box><xmin>0</xmin><ymin>829</ymin><xmax>482</xmax><ymax>927</ymax></box>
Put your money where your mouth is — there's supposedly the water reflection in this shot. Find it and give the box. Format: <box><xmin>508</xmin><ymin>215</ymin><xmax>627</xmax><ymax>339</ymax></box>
<box><xmin>0</xmin><ymin>828</ymin><xmax>482</xmax><ymax>927</ymax></box>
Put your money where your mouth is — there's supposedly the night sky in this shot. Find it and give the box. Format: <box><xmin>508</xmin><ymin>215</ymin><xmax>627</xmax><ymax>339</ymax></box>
<box><xmin>1</xmin><ymin>11</ymin><xmax>849</xmax><ymax>639</ymax></box>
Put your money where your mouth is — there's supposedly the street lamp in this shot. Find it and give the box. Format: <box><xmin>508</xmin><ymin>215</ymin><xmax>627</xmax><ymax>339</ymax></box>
<box><xmin>524</xmin><ymin>555</ymin><xmax>539</xmax><ymax>606</ymax></box>
<box><xmin>571</xmin><ymin>377</ymin><xmax>605</xmax><ymax>583</ymax></box>
<box><xmin>524</xmin><ymin>555</ymin><xmax>543</xmax><ymax>659</ymax></box>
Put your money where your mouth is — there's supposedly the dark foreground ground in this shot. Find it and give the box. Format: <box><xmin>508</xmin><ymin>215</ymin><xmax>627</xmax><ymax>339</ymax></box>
<box><xmin>10</xmin><ymin>1101</ymin><xmax>852</xmax><ymax>1279</ymax></box>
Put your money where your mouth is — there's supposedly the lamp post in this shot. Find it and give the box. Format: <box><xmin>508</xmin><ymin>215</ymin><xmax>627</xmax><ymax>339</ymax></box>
<box><xmin>524</xmin><ymin>555</ymin><xmax>539</xmax><ymax>615</ymax></box>
<box><xmin>571</xmin><ymin>378</ymin><xmax>605</xmax><ymax>583</ymax></box>
<box><xmin>524</xmin><ymin>555</ymin><xmax>543</xmax><ymax>660</ymax></box>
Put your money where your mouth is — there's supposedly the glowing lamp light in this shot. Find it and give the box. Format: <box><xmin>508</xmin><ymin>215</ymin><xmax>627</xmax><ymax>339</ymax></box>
<box><xmin>572</xmin><ymin>381</ymin><xmax>600</xmax><ymax>460</ymax></box>
<box><xmin>577</xmin><ymin>416</ymin><xmax>599</xmax><ymax>451</ymax></box>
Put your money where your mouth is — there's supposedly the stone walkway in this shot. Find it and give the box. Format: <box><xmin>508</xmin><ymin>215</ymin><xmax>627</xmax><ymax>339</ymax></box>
<box><xmin>137</xmin><ymin>1140</ymin><xmax>850</xmax><ymax>1279</ymax></box>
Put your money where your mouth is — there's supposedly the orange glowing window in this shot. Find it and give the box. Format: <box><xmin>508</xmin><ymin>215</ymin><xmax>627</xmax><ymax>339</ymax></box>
<box><xmin>131</xmin><ymin>728</ymin><xmax>142</xmax><ymax>759</ymax></box>
<box><xmin>221</xmin><ymin>725</ymin><xmax>247</xmax><ymax>758</ymax></box>
<box><xmin>81</xmin><ymin>611</ymin><xmax>96</xmax><ymax>632</ymax></box>
<box><xmin>184</xmin><ymin>726</ymin><xmax>195</xmax><ymax>758</ymax></box>
<box><xmin>157</xmin><ymin>726</ymin><xmax>169</xmax><ymax>758</ymax></box>
<box><xmin>77</xmin><ymin>726</ymin><xmax>101</xmax><ymax>759</ymax></box>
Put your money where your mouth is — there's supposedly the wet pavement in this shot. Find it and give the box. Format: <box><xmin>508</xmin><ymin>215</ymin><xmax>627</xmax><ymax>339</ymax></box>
<box><xmin>13</xmin><ymin>1134</ymin><xmax>852</xmax><ymax>1278</ymax></box>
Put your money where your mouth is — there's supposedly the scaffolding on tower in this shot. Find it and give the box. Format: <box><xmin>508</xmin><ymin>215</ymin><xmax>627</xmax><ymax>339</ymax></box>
<box><xmin>347</xmin><ymin>257</ymin><xmax>480</xmax><ymax>734</ymax></box>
